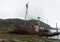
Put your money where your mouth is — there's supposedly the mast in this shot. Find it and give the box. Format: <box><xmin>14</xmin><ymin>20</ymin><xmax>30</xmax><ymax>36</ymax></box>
<box><xmin>25</xmin><ymin>3</ymin><xmax>28</xmax><ymax>20</ymax></box>
<box><xmin>56</xmin><ymin>23</ymin><xmax>59</xmax><ymax>39</ymax></box>
<box><xmin>24</xmin><ymin>3</ymin><xmax>28</xmax><ymax>30</ymax></box>
<box><xmin>37</xmin><ymin>17</ymin><xmax>40</xmax><ymax>28</ymax></box>
<box><xmin>37</xmin><ymin>17</ymin><xmax>41</xmax><ymax>31</ymax></box>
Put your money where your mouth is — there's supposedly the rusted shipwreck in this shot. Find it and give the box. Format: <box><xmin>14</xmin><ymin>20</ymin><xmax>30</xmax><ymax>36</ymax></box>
<box><xmin>5</xmin><ymin>19</ymin><xmax>60</xmax><ymax>37</ymax></box>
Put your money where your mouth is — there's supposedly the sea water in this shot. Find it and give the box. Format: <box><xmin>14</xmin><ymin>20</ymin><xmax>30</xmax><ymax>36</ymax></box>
<box><xmin>50</xmin><ymin>30</ymin><xmax>60</xmax><ymax>39</ymax></box>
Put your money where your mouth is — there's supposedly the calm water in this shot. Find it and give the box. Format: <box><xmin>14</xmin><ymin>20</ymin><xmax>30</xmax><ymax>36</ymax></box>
<box><xmin>50</xmin><ymin>30</ymin><xmax>60</xmax><ymax>39</ymax></box>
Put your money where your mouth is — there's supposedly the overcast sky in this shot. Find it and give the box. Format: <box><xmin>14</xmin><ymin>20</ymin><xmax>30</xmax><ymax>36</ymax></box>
<box><xmin>0</xmin><ymin>0</ymin><xmax>60</xmax><ymax>28</ymax></box>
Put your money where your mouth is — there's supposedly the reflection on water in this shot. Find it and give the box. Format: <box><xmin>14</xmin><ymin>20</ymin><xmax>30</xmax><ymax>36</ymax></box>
<box><xmin>51</xmin><ymin>35</ymin><xmax>59</xmax><ymax>39</ymax></box>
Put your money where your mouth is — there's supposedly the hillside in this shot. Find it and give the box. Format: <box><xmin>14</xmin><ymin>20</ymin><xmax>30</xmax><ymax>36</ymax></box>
<box><xmin>0</xmin><ymin>18</ymin><xmax>52</xmax><ymax>31</ymax></box>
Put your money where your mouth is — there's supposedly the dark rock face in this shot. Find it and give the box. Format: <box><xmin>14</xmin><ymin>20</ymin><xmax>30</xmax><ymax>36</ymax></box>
<box><xmin>0</xmin><ymin>18</ymin><xmax>52</xmax><ymax>34</ymax></box>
